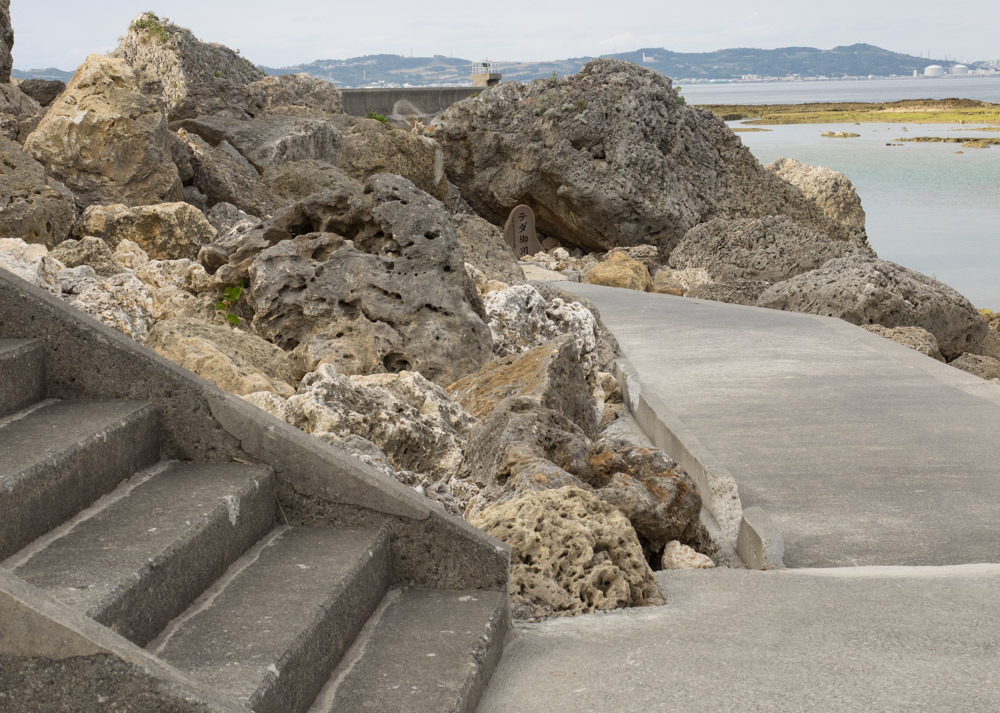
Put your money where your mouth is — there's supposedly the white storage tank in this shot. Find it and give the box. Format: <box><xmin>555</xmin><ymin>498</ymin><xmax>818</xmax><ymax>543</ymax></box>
<box><xmin>924</xmin><ymin>65</ymin><xmax>946</xmax><ymax>77</ymax></box>
<box><xmin>952</xmin><ymin>64</ymin><xmax>970</xmax><ymax>74</ymax></box>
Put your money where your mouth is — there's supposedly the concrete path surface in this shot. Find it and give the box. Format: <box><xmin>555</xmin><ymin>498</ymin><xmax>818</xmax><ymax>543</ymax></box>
<box><xmin>562</xmin><ymin>284</ymin><xmax>1000</xmax><ymax>568</ymax></box>
<box><xmin>478</xmin><ymin>567</ymin><xmax>1000</xmax><ymax>713</ymax></box>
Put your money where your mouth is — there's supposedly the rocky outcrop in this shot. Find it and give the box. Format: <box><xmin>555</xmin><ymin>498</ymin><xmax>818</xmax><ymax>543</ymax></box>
<box><xmin>23</xmin><ymin>54</ymin><xmax>182</xmax><ymax>208</ymax></box>
<box><xmin>261</xmin><ymin>160</ymin><xmax>356</xmax><ymax>205</ymax></box>
<box><xmin>73</xmin><ymin>202</ymin><xmax>217</xmax><ymax>260</ymax></box>
<box><xmin>670</xmin><ymin>216</ymin><xmax>859</xmax><ymax>283</ymax></box>
<box><xmin>862</xmin><ymin>324</ymin><xmax>945</xmax><ymax>362</ymax></box>
<box><xmin>434</xmin><ymin>59</ymin><xmax>864</xmax><ymax>255</ymax></box>
<box><xmin>585</xmin><ymin>251</ymin><xmax>652</xmax><ymax>291</ymax></box>
<box><xmin>449</xmin><ymin>335</ymin><xmax>597</xmax><ymax>436</ymax></box>
<box><xmin>453</xmin><ymin>213</ymin><xmax>524</xmax><ymax>284</ymax></box>
<box><xmin>244</xmin><ymin>174</ymin><xmax>493</xmax><ymax>385</ymax></box>
<box><xmin>174</xmin><ymin>129</ymin><xmax>277</xmax><ymax>217</ymax></box>
<box><xmin>50</xmin><ymin>236</ymin><xmax>122</xmax><ymax>277</ymax></box>
<box><xmin>0</xmin><ymin>0</ymin><xmax>11</xmax><ymax>84</ymax></box>
<box><xmin>17</xmin><ymin>79</ymin><xmax>65</xmax><ymax>107</ymax></box>
<box><xmin>112</xmin><ymin>12</ymin><xmax>265</xmax><ymax>110</ymax></box>
<box><xmin>255</xmin><ymin>73</ymin><xmax>343</xmax><ymax>117</ymax></box>
<box><xmin>337</xmin><ymin>118</ymin><xmax>446</xmax><ymax>198</ymax></box>
<box><xmin>0</xmin><ymin>137</ymin><xmax>77</xmax><ymax>247</ymax></box>
<box><xmin>767</xmin><ymin>158</ymin><xmax>866</xmax><ymax>230</ymax></box>
<box><xmin>470</xmin><ymin>487</ymin><xmax>664</xmax><ymax>618</ymax></box>
<box><xmin>168</xmin><ymin>73</ymin><xmax>343</xmax><ymax>123</ymax></box>
<box><xmin>144</xmin><ymin>317</ymin><xmax>295</xmax><ymax>397</ymax></box>
<box><xmin>0</xmin><ymin>82</ymin><xmax>43</xmax><ymax>142</ymax></box>
<box><xmin>758</xmin><ymin>255</ymin><xmax>987</xmax><ymax>360</ymax></box>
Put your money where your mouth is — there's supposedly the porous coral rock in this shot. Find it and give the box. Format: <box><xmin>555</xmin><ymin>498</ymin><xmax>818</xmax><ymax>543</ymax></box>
<box><xmin>336</xmin><ymin>117</ymin><xmax>447</xmax><ymax>199</ymax></box>
<box><xmin>453</xmin><ymin>213</ymin><xmax>525</xmax><ymax>284</ymax></box>
<box><xmin>661</xmin><ymin>540</ymin><xmax>715</xmax><ymax>570</ymax></box>
<box><xmin>49</xmin><ymin>236</ymin><xmax>122</xmax><ymax>277</ymax></box>
<box><xmin>73</xmin><ymin>202</ymin><xmax>217</xmax><ymax>261</ymax></box>
<box><xmin>0</xmin><ymin>237</ymin><xmax>62</xmax><ymax>293</ymax></box>
<box><xmin>950</xmin><ymin>353</ymin><xmax>1000</xmax><ymax>382</ymax></box>
<box><xmin>0</xmin><ymin>136</ymin><xmax>77</xmax><ymax>248</ymax></box>
<box><xmin>862</xmin><ymin>324</ymin><xmax>945</xmax><ymax>362</ymax></box>
<box><xmin>585</xmin><ymin>251</ymin><xmax>652</xmax><ymax>291</ymax></box>
<box><xmin>470</xmin><ymin>487</ymin><xmax>665</xmax><ymax>618</ymax></box>
<box><xmin>111</xmin><ymin>239</ymin><xmax>150</xmax><ymax>270</ymax></box>
<box><xmin>767</xmin><ymin>157</ymin><xmax>866</xmax><ymax>230</ymax></box>
<box><xmin>68</xmin><ymin>273</ymin><xmax>154</xmax><ymax>341</ymax></box>
<box><xmin>652</xmin><ymin>266</ymin><xmax>712</xmax><ymax>296</ymax></box>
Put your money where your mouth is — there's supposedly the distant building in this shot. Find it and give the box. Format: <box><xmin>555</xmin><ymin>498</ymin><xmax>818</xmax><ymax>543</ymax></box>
<box><xmin>952</xmin><ymin>64</ymin><xmax>970</xmax><ymax>74</ymax></box>
<box><xmin>924</xmin><ymin>65</ymin><xmax>945</xmax><ymax>77</ymax></box>
<box><xmin>471</xmin><ymin>60</ymin><xmax>502</xmax><ymax>87</ymax></box>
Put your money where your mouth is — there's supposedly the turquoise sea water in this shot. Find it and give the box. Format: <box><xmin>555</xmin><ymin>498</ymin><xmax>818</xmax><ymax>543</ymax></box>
<box><xmin>733</xmin><ymin>123</ymin><xmax>1000</xmax><ymax>308</ymax></box>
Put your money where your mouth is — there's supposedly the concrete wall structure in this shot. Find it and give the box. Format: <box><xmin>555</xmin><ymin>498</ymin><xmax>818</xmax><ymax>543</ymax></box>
<box><xmin>341</xmin><ymin>87</ymin><xmax>481</xmax><ymax>123</ymax></box>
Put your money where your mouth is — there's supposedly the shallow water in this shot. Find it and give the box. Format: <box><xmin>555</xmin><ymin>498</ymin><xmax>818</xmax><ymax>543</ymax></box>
<box><xmin>684</xmin><ymin>76</ymin><xmax>1000</xmax><ymax>105</ymax></box>
<box><xmin>733</xmin><ymin>122</ymin><xmax>1000</xmax><ymax>308</ymax></box>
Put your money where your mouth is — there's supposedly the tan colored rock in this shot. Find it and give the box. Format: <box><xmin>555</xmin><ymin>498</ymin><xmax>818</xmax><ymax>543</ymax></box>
<box><xmin>68</xmin><ymin>273</ymin><xmax>154</xmax><ymax>341</ymax></box>
<box><xmin>132</xmin><ymin>258</ymin><xmax>216</xmax><ymax>322</ymax></box>
<box><xmin>652</xmin><ymin>267</ymin><xmax>712</xmax><ymax>296</ymax></box>
<box><xmin>453</xmin><ymin>213</ymin><xmax>525</xmax><ymax>285</ymax></box>
<box><xmin>50</xmin><ymin>237</ymin><xmax>122</xmax><ymax>277</ymax></box>
<box><xmin>969</xmin><ymin>329</ymin><xmax>1000</xmax><ymax>362</ymax></box>
<box><xmin>661</xmin><ymin>540</ymin><xmax>715</xmax><ymax>570</ymax></box>
<box><xmin>0</xmin><ymin>238</ymin><xmax>62</xmax><ymax>293</ymax></box>
<box><xmin>111</xmin><ymin>239</ymin><xmax>150</xmax><ymax>270</ymax></box>
<box><xmin>585</xmin><ymin>251</ymin><xmax>652</xmax><ymax>291</ymax></box>
<box><xmin>0</xmin><ymin>137</ymin><xmax>77</xmax><ymax>248</ymax></box>
<box><xmin>337</xmin><ymin>118</ymin><xmax>447</xmax><ymax>199</ymax></box>
<box><xmin>950</xmin><ymin>353</ymin><xmax>1000</xmax><ymax>382</ymax></box>
<box><xmin>767</xmin><ymin>157</ymin><xmax>866</xmax><ymax>230</ymax></box>
<box><xmin>73</xmin><ymin>202</ymin><xmax>217</xmax><ymax>260</ymax></box>
<box><xmin>470</xmin><ymin>486</ymin><xmax>664</xmax><ymax>618</ymax></box>
<box><xmin>23</xmin><ymin>54</ymin><xmax>182</xmax><ymax>208</ymax></box>
<box><xmin>862</xmin><ymin>324</ymin><xmax>945</xmax><ymax>362</ymax></box>
<box><xmin>144</xmin><ymin>317</ymin><xmax>295</xmax><ymax>397</ymax></box>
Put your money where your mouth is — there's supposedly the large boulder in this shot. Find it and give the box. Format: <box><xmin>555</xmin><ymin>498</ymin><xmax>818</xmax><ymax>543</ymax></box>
<box><xmin>17</xmin><ymin>79</ymin><xmax>66</xmax><ymax>107</ymax></box>
<box><xmin>453</xmin><ymin>213</ymin><xmax>525</xmax><ymax>284</ymax></box>
<box><xmin>174</xmin><ymin>129</ymin><xmax>277</xmax><ymax>217</ymax></box>
<box><xmin>585</xmin><ymin>251</ymin><xmax>653</xmax><ymax>291</ymax></box>
<box><xmin>112</xmin><ymin>12</ymin><xmax>265</xmax><ymax>111</ymax></box>
<box><xmin>244</xmin><ymin>174</ymin><xmax>493</xmax><ymax>385</ymax></box>
<box><xmin>73</xmin><ymin>202</ymin><xmax>217</xmax><ymax>260</ymax></box>
<box><xmin>144</xmin><ymin>317</ymin><xmax>295</xmax><ymax>397</ymax></box>
<box><xmin>23</xmin><ymin>54</ymin><xmax>183</xmax><ymax>208</ymax></box>
<box><xmin>0</xmin><ymin>137</ymin><xmax>77</xmax><ymax>247</ymax></box>
<box><xmin>0</xmin><ymin>82</ymin><xmax>43</xmax><ymax>141</ymax></box>
<box><xmin>0</xmin><ymin>0</ymin><xmax>11</xmax><ymax>84</ymax></box>
<box><xmin>950</xmin><ymin>353</ymin><xmax>1000</xmax><ymax>382</ymax></box>
<box><xmin>767</xmin><ymin>157</ymin><xmax>866</xmax><ymax>230</ymax></box>
<box><xmin>470</xmin><ymin>487</ymin><xmax>665</xmax><ymax>619</ymax></box>
<box><xmin>862</xmin><ymin>324</ymin><xmax>945</xmax><ymax>362</ymax></box>
<box><xmin>337</xmin><ymin>118</ymin><xmax>446</xmax><ymax>199</ymax></box>
<box><xmin>434</xmin><ymin>59</ymin><xmax>864</xmax><ymax>254</ymax></box>
<box><xmin>50</xmin><ymin>236</ymin><xmax>122</xmax><ymax>277</ymax></box>
<box><xmin>0</xmin><ymin>238</ymin><xmax>62</xmax><ymax>293</ymax></box>
<box><xmin>758</xmin><ymin>255</ymin><xmax>987</xmax><ymax>359</ymax></box>
<box><xmin>168</xmin><ymin>73</ymin><xmax>343</xmax><ymax>123</ymax></box>
<box><xmin>669</xmin><ymin>215</ymin><xmax>859</xmax><ymax>283</ymax></box>
<box><xmin>261</xmin><ymin>160</ymin><xmax>356</xmax><ymax>205</ymax></box>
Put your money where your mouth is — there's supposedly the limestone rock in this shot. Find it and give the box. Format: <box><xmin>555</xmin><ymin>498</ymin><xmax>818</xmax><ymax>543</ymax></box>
<box><xmin>0</xmin><ymin>0</ymin><xmax>10</xmax><ymax>84</ymax></box>
<box><xmin>23</xmin><ymin>54</ymin><xmax>182</xmax><ymax>208</ymax></box>
<box><xmin>144</xmin><ymin>318</ymin><xmax>295</xmax><ymax>397</ymax></box>
<box><xmin>862</xmin><ymin>324</ymin><xmax>945</xmax><ymax>362</ymax></box>
<box><xmin>434</xmin><ymin>59</ymin><xmax>864</xmax><ymax>255</ymax></box>
<box><xmin>669</xmin><ymin>216</ymin><xmax>858</xmax><ymax>283</ymax></box>
<box><xmin>661</xmin><ymin>540</ymin><xmax>715</xmax><ymax>570</ymax></box>
<box><xmin>0</xmin><ymin>238</ymin><xmax>62</xmax><ymax>293</ymax></box>
<box><xmin>261</xmin><ymin>160</ymin><xmax>359</xmax><ymax>205</ymax></box>
<box><xmin>449</xmin><ymin>335</ymin><xmax>597</xmax><ymax>436</ymax></box>
<box><xmin>688</xmin><ymin>280</ymin><xmax>772</xmax><ymax>306</ymax></box>
<box><xmin>255</xmin><ymin>73</ymin><xmax>343</xmax><ymax>117</ymax></box>
<box><xmin>168</xmin><ymin>73</ymin><xmax>342</xmax><ymax>123</ymax></box>
<box><xmin>337</xmin><ymin>118</ymin><xmax>446</xmax><ymax>198</ymax></box>
<box><xmin>767</xmin><ymin>157</ymin><xmax>866</xmax><ymax>230</ymax></box>
<box><xmin>58</xmin><ymin>264</ymin><xmax>100</xmax><ymax>295</ymax></box>
<box><xmin>950</xmin><ymin>353</ymin><xmax>1000</xmax><ymax>382</ymax></box>
<box><xmin>50</xmin><ymin>236</ymin><xmax>122</xmax><ymax>277</ymax></box>
<box><xmin>131</xmin><ymin>257</ymin><xmax>216</xmax><ymax>322</ymax></box>
<box><xmin>0</xmin><ymin>137</ymin><xmax>76</xmax><ymax>247</ymax></box>
<box><xmin>245</xmin><ymin>175</ymin><xmax>493</xmax><ymax>385</ymax></box>
<box><xmin>0</xmin><ymin>83</ymin><xmax>42</xmax><ymax>142</ymax></box>
<box><xmin>470</xmin><ymin>487</ymin><xmax>664</xmax><ymax>618</ymax></box>
<box><xmin>111</xmin><ymin>239</ymin><xmax>149</xmax><ymax>271</ymax></box>
<box><xmin>652</xmin><ymin>266</ymin><xmax>712</xmax><ymax>296</ymax></box>
<box><xmin>968</xmin><ymin>329</ymin><xmax>1000</xmax><ymax>362</ymax></box>
<box><xmin>112</xmin><ymin>12</ymin><xmax>264</xmax><ymax>111</ymax></box>
<box><xmin>205</xmin><ymin>202</ymin><xmax>254</xmax><ymax>234</ymax></box>
<box><xmin>175</xmin><ymin>129</ymin><xmax>277</xmax><ymax>218</ymax></box>
<box><xmin>68</xmin><ymin>273</ymin><xmax>154</xmax><ymax>341</ymax></box>
<box><xmin>73</xmin><ymin>202</ymin><xmax>217</xmax><ymax>260</ymax></box>
<box><xmin>171</xmin><ymin>114</ymin><xmax>342</xmax><ymax>170</ymax></box>
<box><xmin>585</xmin><ymin>251</ymin><xmax>652</xmax><ymax>291</ymax></box>
<box><xmin>17</xmin><ymin>79</ymin><xmax>65</xmax><ymax>107</ymax></box>
<box><xmin>758</xmin><ymin>255</ymin><xmax>987</xmax><ymax>360</ymax></box>
<box><xmin>484</xmin><ymin>283</ymin><xmax>597</xmax><ymax>360</ymax></box>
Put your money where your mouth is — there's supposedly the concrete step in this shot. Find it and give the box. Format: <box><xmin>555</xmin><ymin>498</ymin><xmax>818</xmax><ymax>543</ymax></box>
<box><xmin>313</xmin><ymin>588</ymin><xmax>510</xmax><ymax>713</ymax></box>
<box><xmin>150</xmin><ymin>526</ymin><xmax>391</xmax><ymax>713</ymax></box>
<box><xmin>0</xmin><ymin>399</ymin><xmax>159</xmax><ymax>560</ymax></box>
<box><xmin>0</xmin><ymin>338</ymin><xmax>44</xmax><ymax>418</ymax></box>
<box><xmin>8</xmin><ymin>462</ymin><xmax>275</xmax><ymax>647</ymax></box>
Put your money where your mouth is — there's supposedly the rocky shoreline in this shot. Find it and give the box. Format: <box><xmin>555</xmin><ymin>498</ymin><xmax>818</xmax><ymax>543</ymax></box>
<box><xmin>4</xmin><ymin>10</ymin><xmax>1000</xmax><ymax>618</ymax></box>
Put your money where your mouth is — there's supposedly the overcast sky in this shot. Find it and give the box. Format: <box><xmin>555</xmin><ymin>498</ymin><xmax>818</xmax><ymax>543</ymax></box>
<box><xmin>9</xmin><ymin>0</ymin><xmax>998</xmax><ymax>71</ymax></box>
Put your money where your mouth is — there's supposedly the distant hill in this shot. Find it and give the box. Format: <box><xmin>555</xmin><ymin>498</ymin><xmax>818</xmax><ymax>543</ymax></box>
<box><xmin>15</xmin><ymin>44</ymin><xmax>986</xmax><ymax>88</ymax></box>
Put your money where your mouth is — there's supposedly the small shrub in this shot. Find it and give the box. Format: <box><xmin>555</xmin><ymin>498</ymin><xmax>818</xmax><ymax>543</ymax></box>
<box><xmin>366</xmin><ymin>111</ymin><xmax>388</xmax><ymax>123</ymax></box>
<box><xmin>130</xmin><ymin>12</ymin><xmax>170</xmax><ymax>44</ymax></box>
<box><xmin>216</xmin><ymin>282</ymin><xmax>244</xmax><ymax>327</ymax></box>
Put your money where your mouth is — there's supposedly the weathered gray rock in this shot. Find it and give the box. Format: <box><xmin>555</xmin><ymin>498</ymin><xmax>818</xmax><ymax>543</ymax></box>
<box><xmin>112</xmin><ymin>12</ymin><xmax>265</xmax><ymax>111</ymax></box>
<box><xmin>17</xmin><ymin>79</ymin><xmax>65</xmax><ymax>107</ymax></box>
<box><xmin>758</xmin><ymin>255</ymin><xmax>987</xmax><ymax>359</ymax></box>
<box><xmin>171</xmin><ymin>114</ymin><xmax>342</xmax><ymax>170</ymax></box>
<box><xmin>174</xmin><ymin>128</ymin><xmax>277</xmax><ymax>217</ymax></box>
<box><xmin>255</xmin><ymin>73</ymin><xmax>343</xmax><ymax>117</ymax></box>
<box><xmin>205</xmin><ymin>202</ymin><xmax>253</xmax><ymax>233</ymax></box>
<box><xmin>453</xmin><ymin>213</ymin><xmax>525</xmax><ymax>284</ymax></box>
<box><xmin>669</xmin><ymin>216</ymin><xmax>859</xmax><ymax>283</ymax></box>
<box><xmin>688</xmin><ymin>280</ymin><xmax>772</xmax><ymax>306</ymax></box>
<box><xmin>470</xmin><ymin>486</ymin><xmax>664</xmax><ymax>618</ymax></box>
<box><xmin>67</xmin><ymin>273</ymin><xmax>154</xmax><ymax>341</ymax></box>
<box><xmin>767</xmin><ymin>158</ymin><xmax>866</xmax><ymax>230</ymax></box>
<box><xmin>862</xmin><ymin>324</ymin><xmax>945</xmax><ymax>362</ymax></box>
<box><xmin>0</xmin><ymin>137</ymin><xmax>76</xmax><ymax>247</ymax></box>
<box><xmin>245</xmin><ymin>174</ymin><xmax>493</xmax><ymax>385</ymax></box>
<box><xmin>434</xmin><ymin>59</ymin><xmax>864</xmax><ymax>254</ymax></box>
<box><xmin>950</xmin><ymin>353</ymin><xmax>1000</xmax><ymax>381</ymax></box>
<box><xmin>261</xmin><ymin>160</ymin><xmax>359</xmax><ymax>205</ymax></box>
<box><xmin>0</xmin><ymin>0</ymin><xmax>11</xmax><ymax>84</ymax></box>
<box><xmin>0</xmin><ymin>238</ymin><xmax>61</xmax><ymax>292</ymax></box>
<box><xmin>23</xmin><ymin>54</ymin><xmax>183</xmax><ymax>208</ymax></box>
<box><xmin>73</xmin><ymin>202</ymin><xmax>217</xmax><ymax>260</ymax></box>
<box><xmin>144</xmin><ymin>317</ymin><xmax>295</xmax><ymax>397</ymax></box>
<box><xmin>0</xmin><ymin>82</ymin><xmax>42</xmax><ymax>141</ymax></box>
<box><xmin>50</xmin><ymin>236</ymin><xmax>122</xmax><ymax>277</ymax></box>
<box><xmin>168</xmin><ymin>73</ymin><xmax>342</xmax><ymax>123</ymax></box>
<box><xmin>337</xmin><ymin>118</ymin><xmax>446</xmax><ymax>198</ymax></box>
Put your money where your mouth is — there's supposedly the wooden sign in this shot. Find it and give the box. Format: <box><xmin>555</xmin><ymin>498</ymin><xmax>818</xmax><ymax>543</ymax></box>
<box><xmin>503</xmin><ymin>204</ymin><xmax>541</xmax><ymax>258</ymax></box>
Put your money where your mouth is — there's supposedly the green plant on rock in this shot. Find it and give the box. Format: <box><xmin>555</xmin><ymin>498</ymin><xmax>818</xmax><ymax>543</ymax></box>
<box><xmin>130</xmin><ymin>11</ymin><xmax>170</xmax><ymax>44</ymax></box>
<box><xmin>366</xmin><ymin>111</ymin><xmax>388</xmax><ymax>123</ymax></box>
<box><xmin>216</xmin><ymin>281</ymin><xmax>244</xmax><ymax>327</ymax></box>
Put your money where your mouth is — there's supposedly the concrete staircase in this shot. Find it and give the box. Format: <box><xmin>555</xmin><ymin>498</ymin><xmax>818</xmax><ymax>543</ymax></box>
<box><xmin>0</xmin><ymin>270</ymin><xmax>510</xmax><ymax>713</ymax></box>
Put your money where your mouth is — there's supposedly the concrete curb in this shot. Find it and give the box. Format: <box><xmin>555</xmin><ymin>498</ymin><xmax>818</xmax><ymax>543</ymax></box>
<box><xmin>737</xmin><ymin>507</ymin><xmax>785</xmax><ymax>569</ymax></box>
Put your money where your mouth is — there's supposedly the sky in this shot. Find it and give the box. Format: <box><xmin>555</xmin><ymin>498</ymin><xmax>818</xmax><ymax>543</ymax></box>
<box><xmin>8</xmin><ymin>0</ymin><xmax>999</xmax><ymax>71</ymax></box>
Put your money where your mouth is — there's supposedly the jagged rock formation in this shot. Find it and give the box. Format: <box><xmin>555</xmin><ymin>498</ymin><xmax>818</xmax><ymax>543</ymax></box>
<box><xmin>23</xmin><ymin>54</ymin><xmax>182</xmax><ymax>208</ymax></box>
<box><xmin>0</xmin><ymin>137</ymin><xmax>77</xmax><ymax>247</ymax></box>
<box><xmin>112</xmin><ymin>12</ymin><xmax>265</xmax><ymax>110</ymax></box>
<box><xmin>758</xmin><ymin>255</ymin><xmax>987</xmax><ymax>359</ymax></box>
<box><xmin>168</xmin><ymin>72</ymin><xmax>343</xmax><ymax>122</ymax></box>
<box><xmin>434</xmin><ymin>59</ymin><xmax>865</xmax><ymax>255</ymax></box>
<box><xmin>767</xmin><ymin>158</ymin><xmax>866</xmax><ymax>230</ymax></box>
<box><xmin>336</xmin><ymin>118</ymin><xmax>446</xmax><ymax>199</ymax></box>
<box><xmin>0</xmin><ymin>0</ymin><xmax>11</xmax><ymax>84</ymax></box>
<box><xmin>17</xmin><ymin>78</ymin><xmax>65</xmax><ymax>107</ymax></box>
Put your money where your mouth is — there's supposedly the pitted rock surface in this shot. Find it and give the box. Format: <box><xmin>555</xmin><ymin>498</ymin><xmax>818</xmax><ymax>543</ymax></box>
<box><xmin>453</xmin><ymin>213</ymin><xmax>525</xmax><ymax>284</ymax></box>
<box><xmin>862</xmin><ymin>324</ymin><xmax>945</xmax><ymax>362</ymax></box>
<box><xmin>174</xmin><ymin>129</ymin><xmax>277</xmax><ymax>218</ymax></box>
<box><xmin>758</xmin><ymin>255</ymin><xmax>987</xmax><ymax>360</ymax></box>
<box><xmin>0</xmin><ymin>0</ymin><xmax>11</xmax><ymax>83</ymax></box>
<box><xmin>0</xmin><ymin>137</ymin><xmax>76</xmax><ymax>247</ymax></box>
<box><xmin>767</xmin><ymin>157</ymin><xmax>866</xmax><ymax>230</ymax></box>
<box><xmin>337</xmin><ymin>118</ymin><xmax>446</xmax><ymax>198</ymax></box>
<box><xmin>73</xmin><ymin>202</ymin><xmax>217</xmax><ymax>260</ymax></box>
<box><xmin>471</xmin><ymin>486</ymin><xmax>664</xmax><ymax>618</ymax></box>
<box><xmin>23</xmin><ymin>54</ymin><xmax>182</xmax><ymax>208</ymax></box>
<box><xmin>434</xmin><ymin>58</ymin><xmax>864</xmax><ymax>254</ymax></box>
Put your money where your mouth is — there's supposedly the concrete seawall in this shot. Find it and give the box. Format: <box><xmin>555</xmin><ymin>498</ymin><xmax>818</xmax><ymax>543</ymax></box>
<box><xmin>340</xmin><ymin>87</ymin><xmax>480</xmax><ymax>123</ymax></box>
